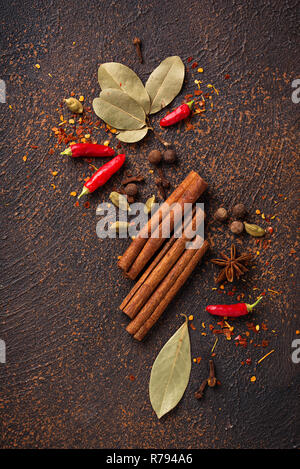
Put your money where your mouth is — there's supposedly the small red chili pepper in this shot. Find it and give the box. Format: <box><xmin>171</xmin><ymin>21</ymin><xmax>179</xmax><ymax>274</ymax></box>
<box><xmin>60</xmin><ymin>143</ymin><xmax>115</xmax><ymax>158</ymax></box>
<box><xmin>206</xmin><ymin>296</ymin><xmax>263</xmax><ymax>318</ymax></box>
<box><xmin>160</xmin><ymin>101</ymin><xmax>194</xmax><ymax>127</ymax></box>
<box><xmin>78</xmin><ymin>154</ymin><xmax>125</xmax><ymax>199</ymax></box>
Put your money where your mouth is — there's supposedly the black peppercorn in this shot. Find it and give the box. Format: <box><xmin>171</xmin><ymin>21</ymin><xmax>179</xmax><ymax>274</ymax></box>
<box><xmin>230</xmin><ymin>221</ymin><xmax>244</xmax><ymax>235</ymax></box>
<box><xmin>214</xmin><ymin>207</ymin><xmax>228</xmax><ymax>222</ymax></box>
<box><xmin>232</xmin><ymin>203</ymin><xmax>246</xmax><ymax>219</ymax></box>
<box><xmin>163</xmin><ymin>149</ymin><xmax>177</xmax><ymax>164</ymax></box>
<box><xmin>148</xmin><ymin>149</ymin><xmax>162</xmax><ymax>165</ymax></box>
<box><xmin>125</xmin><ymin>183</ymin><xmax>138</xmax><ymax>196</ymax></box>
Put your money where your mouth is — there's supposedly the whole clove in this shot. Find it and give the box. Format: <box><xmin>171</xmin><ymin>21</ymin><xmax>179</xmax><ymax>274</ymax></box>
<box><xmin>121</xmin><ymin>175</ymin><xmax>144</xmax><ymax>185</ymax></box>
<box><xmin>157</xmin><ymin>167</ymin><xmax>170</xmax><ymax>189</ymax></box>
<box><xmin>133</xmin><ymin>37</ymin><xmax>143</xmax><ymax>63</ymax></box>
<box><xmin>155</xmin><ymin>178</ymin><xmax>166</xmax><ymax>200</ymax></box>
<box><xmin>195</xmin><ymin>379</ymin><xmax>208</xmax><ymax>399</ymax></box>
<box><xmin>207</xmin><ymin>359</ymin><xmax>217</xmax><ymax>387</ymax></box>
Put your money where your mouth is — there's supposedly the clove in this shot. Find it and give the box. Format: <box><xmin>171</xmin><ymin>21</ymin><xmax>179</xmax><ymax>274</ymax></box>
<box><xmin>155</xmin><ymin>178</ymin><xmax>166</xmax><ymax>200</ymax></box>
<box><xmin>195</xmin><ymin>379</ymin><xmax>208</xmax><ymax>399</ymax></box>
<box><xmin>157</xmin><ymin>167</ymin><xmax>170</xmax><ymax>189</ymax></box>
<box><xmin>121</xmin><ymin>175</ymin><xmax>144</xmax><ymax>185</ymax></box>
<box><xmin>207</xmin><ymin>359</ymin><xmax>217</xmax><ymax>387</ymax></box>
<box><xmin>133</xmin><ymin>37</ymin><xmax>143</xmax><ymax>63</ymax></box>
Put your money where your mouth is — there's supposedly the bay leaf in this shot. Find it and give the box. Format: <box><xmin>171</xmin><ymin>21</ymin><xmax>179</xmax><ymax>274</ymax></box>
<box><xmin>149</xmin><ymin>316</ymin><xmax>191</xmax><ymax>419</ymax></box>
<box><xmin>98</xmin><ymin>62</ymin><xmax>151</xmax><ymax>114</ymax></box>
<box><xmin>116</xmin><ymin>127</ymin><xmax>148</xmax><ymax>143</ymax></box>
<box><xmin>145</xmin><ymin>56</ymin><xmax>185</xmax><ymax>114</ymax></box>
<box><xmin>93</xmin><ymin>89</ymin><xmax>146</xmax><ymax>130</ymax></box>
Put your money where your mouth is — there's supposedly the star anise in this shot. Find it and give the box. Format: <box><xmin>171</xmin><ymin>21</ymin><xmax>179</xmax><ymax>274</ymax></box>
<box><xmin>211</xmin><ymin>244</ymin><xmax>252</xmax><ymax>283</ymax></box>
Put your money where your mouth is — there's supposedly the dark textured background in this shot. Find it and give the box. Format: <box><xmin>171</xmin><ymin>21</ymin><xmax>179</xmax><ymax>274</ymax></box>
<box><xmin>0</xmin><ymin>0</ymin><xmax>299</xmax><ymax>449</ymax></box>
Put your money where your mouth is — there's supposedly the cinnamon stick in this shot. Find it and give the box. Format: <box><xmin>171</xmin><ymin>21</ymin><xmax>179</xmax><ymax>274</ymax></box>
<box><xmin>132</xmin><ymin>241</ymin><xmax>209</xmax><ymax>341</ymax></box>
<box><xmin>124</xmin><ymin>173</ymin><xmax>207</xmax><ymax>280</ymax></box>
<box><xmin>119</xmin><ymin>206</ymin><xmax>196</xmax><ymax>312</ymax></box>
<box><xmin>122</xmin><ymin>207</ymin><xmax>205</xmax><ymax>319</ymax></box>
<box><xmin>126</xmin><ymin>238</ymin><xmax>209</xmax><ymax>339</ymax></box>
<box><xmin>118</xmin><ymin>171</ymin><xmax>207</xmax><ymax>277</ymax></box>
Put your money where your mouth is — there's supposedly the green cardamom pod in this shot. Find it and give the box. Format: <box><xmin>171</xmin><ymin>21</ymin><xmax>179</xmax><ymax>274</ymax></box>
<box><xmin>244</xmin><ymin>222</ymin><xmax>266</xmax><ymax>237</ymax></box>
<box><xmin>144</xmin><ymin>195</ymin><xmax>156</xmax><ymax>214</ymax></box>
<box><xmin>64</xmin><ymin>97</ymin><xmax>83</xmax><ymax>114</ymax></box>
<box><xmin>110</xmin><ymin>221</ymin><xmax>130</xmax><ymax>232</ymax></box>
<box><xmin>109</xmin><ymin>192</ymin><xmax>131</xmax><ymax>212</ymax></box>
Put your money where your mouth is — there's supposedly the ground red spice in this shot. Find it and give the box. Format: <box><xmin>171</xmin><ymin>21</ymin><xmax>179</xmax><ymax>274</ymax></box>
<box><xmin>225</xmin><ymin>74</ymin><xmax>230</xmax><ymax>79</ymax></box>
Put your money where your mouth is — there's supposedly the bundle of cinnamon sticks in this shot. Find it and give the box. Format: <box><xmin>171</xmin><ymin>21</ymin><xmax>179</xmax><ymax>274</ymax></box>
<box><xmin>118</xmin><ymin>171</ymin><xmax>209</xmax><ymax>340</ymax></box>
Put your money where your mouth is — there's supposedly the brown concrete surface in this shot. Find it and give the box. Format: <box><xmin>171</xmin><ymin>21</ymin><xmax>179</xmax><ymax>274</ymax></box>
<box><xmin>0</xmin><ymin>0</ymin><xmax>299</xmax><ymax>449</ymax></box>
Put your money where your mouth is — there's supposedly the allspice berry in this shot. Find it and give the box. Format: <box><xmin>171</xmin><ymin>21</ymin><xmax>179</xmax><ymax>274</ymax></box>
<box><xmin>148</xmin><ymin>149</ymin><xmax>162</xmax><ymax>165</ymax></box>
<box><xmin>163</xmin><ymin>149</ymin><xmax>177</xmax><ymax>164</ymax></box>
<box><xmin>230</xmin><ymin>221</ymin><xmax>244</xmax><ymax>235</ymax></box>
<box><xmin>232</xmin><ymin>203</ymin><xmax>246</xmax><ymax>219</ymax></box>
<box><xmin>214</xmin><ymin>207</ymin><xmax>228</xmax><ymax>222</ymax></box>
<box><xmin>125</xmin><ymin>183</ymin><xmax>138</xmax><ymax>197</ymax></box>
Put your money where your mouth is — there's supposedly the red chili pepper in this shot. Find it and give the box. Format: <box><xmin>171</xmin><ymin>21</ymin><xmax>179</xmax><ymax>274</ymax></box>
<box><xmin>160</xmin><ymin>101</ymin><xmax>194</xmax><ymax>127</ymax></box>
<box><xmin>206</xmin><ymin>296</ymin><xmax>263</xmax><ymax>318</ymax></box>
<box><xmin>60</xmin><ymin>143</ymin><xmax>115</xmax><ymax>158</ymax></box>
<box><xmin>78</xmin><ymin>154</ymin><xmax>125</xmax><ymax>199</ymax></box>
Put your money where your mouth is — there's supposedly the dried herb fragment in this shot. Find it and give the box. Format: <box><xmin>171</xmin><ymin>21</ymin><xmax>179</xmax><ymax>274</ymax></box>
<box><xmin>211</xmin><ymin>244</ymin><xmax>252</xmax><ymax>283</ymax></box>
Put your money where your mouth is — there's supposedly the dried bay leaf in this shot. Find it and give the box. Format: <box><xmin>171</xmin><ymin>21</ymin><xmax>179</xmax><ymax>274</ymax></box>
<box><xmin>93</xmin><ymin>89</ymin><xmax>146</xmax><ymax>130</ymax></box>
<box><xmin>149</xmin><ymin>316</ymin><xmax>191</xmax><ymax>419</ymax></box>
<box><xmin>116</xmin><ymin>127</ymin><xmax>148</xmax><ymax>143</ymax></box>
<box><xmin>98</xmin><ymin>62</ymin><xmax>151</xmax><ymax>114</ymax></box>
<box><xmin>145</xmin><ymin>56</ymin><xmax>185</xmax><ymax>114</ymax></box>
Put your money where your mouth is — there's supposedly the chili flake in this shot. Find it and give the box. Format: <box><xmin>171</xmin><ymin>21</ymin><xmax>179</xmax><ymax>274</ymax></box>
<box><xmin>250</xmin><ymin>376</ymin><xmax>256</xmax><ymax>382</ymax></box>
